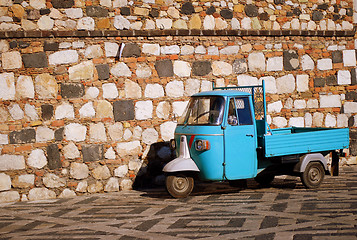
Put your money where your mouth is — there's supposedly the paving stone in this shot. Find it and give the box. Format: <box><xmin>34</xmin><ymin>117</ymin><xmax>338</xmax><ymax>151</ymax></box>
<box><xmin>82</xmin><ymin>144</ymin><xmax>104</xmax><ymax>162</ymax></box>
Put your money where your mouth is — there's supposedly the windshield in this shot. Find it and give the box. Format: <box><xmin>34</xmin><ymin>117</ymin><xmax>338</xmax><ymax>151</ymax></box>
<box><xmin>178</xmin><ymin>96</ymin><xmax>225</xmax><ymax>125</ymax></box>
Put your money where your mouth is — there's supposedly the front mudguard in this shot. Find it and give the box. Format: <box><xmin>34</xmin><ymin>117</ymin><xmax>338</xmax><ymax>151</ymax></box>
<box><xmin>163</xmin><ymin>157</ymin><xmax>200</xmax><ymax>173</ymax></box>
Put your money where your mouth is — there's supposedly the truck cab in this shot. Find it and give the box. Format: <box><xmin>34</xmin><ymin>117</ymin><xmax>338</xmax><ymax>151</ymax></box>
<box><xmin>163</xmin><ymin>84</ymin><xmax>349</xmax><ymax>198</ymax></box>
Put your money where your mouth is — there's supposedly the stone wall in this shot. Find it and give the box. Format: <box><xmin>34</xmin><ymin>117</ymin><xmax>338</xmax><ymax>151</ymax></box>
<box><xmin>0</xmin><ymin>0</ymin><xmax>356</xmax><ymax>203</ymax></box>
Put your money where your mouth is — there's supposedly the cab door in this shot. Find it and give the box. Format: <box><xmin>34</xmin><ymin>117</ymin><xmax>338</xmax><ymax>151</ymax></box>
<box><xmin>224</xmin><ymin>97</ymin><xmax>257</xmax><ymax>180</ymax></box>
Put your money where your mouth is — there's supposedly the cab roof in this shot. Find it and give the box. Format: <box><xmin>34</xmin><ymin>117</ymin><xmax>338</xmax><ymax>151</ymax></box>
<box><xmin>192</xmin><ymin>90</ymin><xmax>252</xmax><ymax>97</ymax></box>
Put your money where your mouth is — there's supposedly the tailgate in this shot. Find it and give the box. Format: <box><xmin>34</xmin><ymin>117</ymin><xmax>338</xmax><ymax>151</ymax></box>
<box><xmin>263</xmin><ymin>127</ymin><xmax>350</xmax><ymax>157</ymax></box>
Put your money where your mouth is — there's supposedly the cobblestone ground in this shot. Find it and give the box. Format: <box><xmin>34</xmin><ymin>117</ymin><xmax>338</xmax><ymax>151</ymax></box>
<box><xmin>0</xmin><ymin>166</ymin><xmax>356</xmax><ymax>240</ymax></box>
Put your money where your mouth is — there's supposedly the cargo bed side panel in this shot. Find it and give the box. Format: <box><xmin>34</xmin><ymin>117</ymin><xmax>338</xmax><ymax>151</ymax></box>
<box><xmin>264</xmin><ymin>128</ymin><xmax>350</xmax><ymax>157</ymax></box>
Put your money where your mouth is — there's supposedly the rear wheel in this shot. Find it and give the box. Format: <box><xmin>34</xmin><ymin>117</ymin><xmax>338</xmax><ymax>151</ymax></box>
<box><xmin>166</xmin><ymin>174</ymin><xmax>194</xmax><ymax>198</ymax></box>
<box><xmin>301</xmin><ymin>162</ymin><xmax>325</xmax><ymax>189</ymax></box>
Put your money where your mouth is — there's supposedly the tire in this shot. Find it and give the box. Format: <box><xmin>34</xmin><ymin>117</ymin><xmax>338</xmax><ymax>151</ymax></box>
<box><xmin>166</xmin><ymin>174</ymin><xmax>194</xmax><ymax>198</ymax></box>
<box><xmin>255</xmin><ymin>175</ymin><xmax>274</xmax><ymax>187</ymax></box>
<box><xmin>301</xmin><ymin>162</ymin><xmax>325</xmax><ymax>189</ymax></box>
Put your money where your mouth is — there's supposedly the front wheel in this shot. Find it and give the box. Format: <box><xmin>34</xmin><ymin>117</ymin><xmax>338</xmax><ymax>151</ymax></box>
<box><xmin>301</xmin><ymin>162</ymin><xmax>325</xmax><ymax>189</ymax></box>
<box><xmin>166</xmin><ymin>174</ymin><xmax>194</xmax><ymax>198</ymax></box>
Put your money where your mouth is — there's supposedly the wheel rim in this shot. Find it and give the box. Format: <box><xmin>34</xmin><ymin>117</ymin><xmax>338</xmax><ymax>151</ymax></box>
<box><xmin>172</xmin><ymin>176</ymin><xmax>190</xmax><ymax>193</ymax></box>
<box><xmin>308</xmin><ymin>166</ymin><xmax>322</xmax><ymax>183</ymax></box>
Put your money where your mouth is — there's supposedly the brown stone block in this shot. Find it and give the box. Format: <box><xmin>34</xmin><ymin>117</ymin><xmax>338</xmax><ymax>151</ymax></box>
<box><xmin>51</xmin><ymin>120</ymin><xmax>65</xmax><ymax>127</ymax></box>
<box><xmin>1</xmin><ymin>145</ymin><xmax>15</xmax><ymax>154</ymax></box>
<box><xmin>15</xmin><ymin>145</ymin><xmax>32</xmax><ymax>152</ymax></box>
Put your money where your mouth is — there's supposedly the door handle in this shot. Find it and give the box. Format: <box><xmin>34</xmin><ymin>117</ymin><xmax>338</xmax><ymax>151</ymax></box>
<box><xmin>246</xmin><ymin>134</ymin><xmax>254</xmax><ymax>137</ymax></box>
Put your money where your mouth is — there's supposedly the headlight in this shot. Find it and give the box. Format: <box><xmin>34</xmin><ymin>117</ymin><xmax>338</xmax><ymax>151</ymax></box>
<box><xmin>170</xmin><ymin>139</ymin><xmax>176</xmax><ymax>150</ymax></box>
<box><xmin>195</xmin><ymin>140</ymin><xmax>210</xmax><ymax>151</ymax></box>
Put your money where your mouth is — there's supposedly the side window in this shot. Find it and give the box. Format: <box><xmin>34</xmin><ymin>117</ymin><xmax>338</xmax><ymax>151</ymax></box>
<box><xmin>228</xmin><ymin>98</ymin><xmax>238</xmax><ymax>125</ymax></box>
<box><xmin>235</xmin><ymin>97</ymin><xmax>253</xmax><ymax>125</ymax></box>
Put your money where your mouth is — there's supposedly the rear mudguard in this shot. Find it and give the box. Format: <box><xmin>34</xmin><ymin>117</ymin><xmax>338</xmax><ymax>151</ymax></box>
<box><xmin>293</xmin><ymin>153</ymin><xmax>328</xmax><ymax>173</ymax></box>
<box><xmin>163</xmin><ymin>135</ymin><xmax>200</xmax><ymax>173</ymax></box>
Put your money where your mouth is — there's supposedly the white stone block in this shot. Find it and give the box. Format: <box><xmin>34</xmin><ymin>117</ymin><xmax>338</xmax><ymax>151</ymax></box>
<box><xmin>132</xmin><ymin>126</ymin><xmax>142</xmax><ymax>140</ymax></box>
<box><xmin>0</xmin><ymin>191</ymin><xmax>20</xmax><ymax>203</ymax></box>
<box><xmin>337</xmin><ymin>114</ymin><xmax>349</xmax><ymax>127</ymax></box>
<box><xmin>172</xmin><ymin>101</ymin><xmax>189</xmax><ymax>117</ymax></box>
<box><xmin>135</xmin><ymin>101</ymin><xmax>153</xmax><ymax>120</ymax></box>
<box><xmin>276</xmin><ymin>74</ymin><xmax>295</xmax><ymax>94</ymax></box>
<box><xmin>343</xmin><ymin>102</ymin><xmax>357</xmax><ymax>113</ymax></box>
<box><xmin>231</xmin><ymin>18</ymin><xmax>240</xmax><ymax>30</ymax></box>
<box><xmin>203</xmin><ymin>15</ymin><xmax>215</xmax><ymax>29</ymax></box>
<box><xmin>92</xmin><ymin>165</ymin><xmax>111</xmax><ymax>180</ymax></box>
<box><xmin>12</xmin><ymin>174</ymin><xmax>35</xmax><ymax>188</ymax></box>
<box><xmin>8</xmin><ymin>103</ymin><xmax>24</xmax><ymax>120</ymax></box>
<box><xmin>0</xmin><ymin>134</ymin><xmax>8</xmax><ymax>145</ymax></box>
<box><xmin>185</xmin><ymin>79</ymin><xmax>200</xmax><ymax>96</ymax></box>
<box><xmin>110</xmin><ymin>62</ymin><xmax>132</xmax><ymax>77</ymax></box>
<box><xmin>27</xmin><ymin>149</ymin><xmax>47</xmax><ymax>169</ymax></box>
<box><xmin>63</xmin><ymin>142</ymin><xmax>80</xmax><ymax>159</ymax></box>
<box><xmin>16</xmin><ymin>75</ymin><xmax>34</xmax><ymax>99</ymax></box>
<box><xmin>105</xmin><ymin>147</ymin><xmax>116</xmax><ymax>159</ymax></box>
<box><xmin>266</xmin><ymin>57</ymin><xmax>283</xmax><ymax>71</ymax></box>
<box><xmin>320</xmin><ymin>95</ymin><xmax>341</xmax><ymax>108</ymax></box>
<box><xmin>0</xmin><ymin>173</ymin><xmax>11</xmax><ymax>191</ymax></box>
<box><xmin>237</xmin><ymin>74</ymin><xmax>259</xmax><ymax>86</ymax></box>
<box><xmin>65</xmin><ymin>123</ymin><xmax>87</xmax><ymax>142</ymax></box>
<box><xmin>284</xmin><ymin>98</ymin><xmax>293</xmax><ymax>109</ymax></box>
<box><xmin>325</xmin><ymin>113</ymin><xmax>336</xmax><ymax>127</ymax></box>
<box><xmin>79</xmin><ymin>102</ymin><xmax>96</xmax><ymax>118</ymax></box>
<box><xmin>174</xmin><ymin>60</ymin><xmax>191</xmax><ymax>77</ymax></box>
<box><xmin>296</xmin><ymin>74</ymin><xmax>309</xmax><ymax>92</ymax></box>
<box><xmin>307</xmin><ymin>99</ymin><xmax>319</xmax><ymax>108</ymax></box>
<box><xmin>116</xmin><ymin>141</ymin><xmax>142</xmax><ymax>157</ymax></box>
<box><xmin>195</xmin><ymin>45</ymin><xmax>206</xmax><ymax>54</ymax></box>
<box><xmin>313</xmin><ymin>112</ymin><xmax>324</xmax><ymax>127</ymax></box>
<box><xmin>166</xmin><ymin>80</ymin><xmax>184</xmax><ymax>98</ymax></box>
<box><xmin>289</xmin><ymin>117</ymin><xmax>304</xmax><ymax>127</ymax></box>
<box><xmin>43</xmin><ymin>173</ymin><xmax>66</xmax><ymax>188</ymax></box>
<box><xmin>156</xmin><ymin>18</ymin><xmax>172</xmax><ymax>29</ymax></box>
<box><xmin>142</xmin><ymin>43</ymin><xmax>160</xmax><ymax>56</ymax></box>
<box><xmin>29</xmin><ymin>0</ymin><xmax>45</xmax><ymax>9</ymax></box>
<box><xmin>220</xmin><ymin>46</ymin><xmax>239</xmax><ymax>55</ymax></box>
<box><xmin>241</xmin><ymin>17</ymin><xmax>251</xmax><ymax>29</ymax></box>
<box><xmin>160</xmin><ymin>121</ymin><xmax>177</xmax><ymax>141</ymax></box>
<box><xmin>85</xmin><ymin>87</ymin><xmax>99</xmax><ymax>99</ymax></box>
<box><xmin>120</xmin><ymin>178</ymin><xmax>133</xmax><ymax>190</ymax></box>
<box><xmin>145</xmin><ymin>84</ymin><xmax>164</xmax><ymax>98</ymax></box>
<box><xmin>212</xmin><ymin>61</ymin><xmax>232</xmax><ymax>76</ymax></box>
<box><xmin>207</xmin><ymin>46</ymin><xmax>219</xmax><ymax>55</ymax></box>
<box><xmin>102</xmin><ymin>83</ymin><xmax>119</xmax><ymax>99</ymax></box>
<box><xmin>105</xmin><ymin>178</ymin><xmax>119</xmax><ymax>192</ymax></box>
<box><xmin>317</xmin><ymin>58</ymin><xmax>332</xmax><ymax>70</ymax></box>
<box><xmin>0</xmin><ymin>72</ymin><xmax>15</xmax><ymax>100</ymax></box>
<box><xmin>104</xmin><ymin>42</ymin><xmax>119</xmax><ymax>58</ymax></box>
<box><xmin>201</xmin><ymin>80</ymin><xmax>212</xmax><ymax>92</ymax></box>
<box><xmin>59</xmin><ymin>189</ymin><xmax>76</xmax><ymax>198</ymax></box>
<box><xmin>142</xmin><ymin>128</ymin><xmax>158</xmax><ymax>145</ymax></box>
<box><xmin>136</xmin><ymin>63</ymin><xmax>152</xmax><ymax>78</ymax></box>
<box><xmin>2</xmin><ymin>51</ymin><xmax>22</xmax><ymax>69</ymax></box>
<box><xmin>77</xmin><ymin>17</ymin><xmax>95</xmax><ymax>30</ymax></box>
<box><xmin>35</xmin><ymin>73</ymin><xmax>58</xmax><ymax>99</ymax></box>
<box><xmin>89</xmin><ymin>122</ymin><xmax>107</xmax><ymax>142</ymax></box>
<box><xmin>248</xmin><ymin>52</ymin><xmax>265</xmax><ymax>72</ymax></box>
<box><xmin>337</xmin><ymin>70</ymin><xmax>351</xmax><ymax>85</ymax></box>
<box><xmin>294</xmin><ymin>100</ymin><xmax>306</xmax><ymax>109</ymax></box>
<box><xmin>267</xmin><ymin>100</ymin><xmax>283</xmax><ymax>113</ymax></box>
<box><xmin>38</xmin><ymin>16</ymin><xmax>54</xmax><ymax>30</ymax></box>
<box><xmin>49</xmin><ymin>50</ymin><xmax>78</xmax><ymax>65</ymax></box>
<box><xmin>156</xmin><ymin>101</ymin><xmax>170</xmax><ymax>119</ymax></box>
<box><xmin>65</xmin><ymin>8</ymin><xmax>83</xmax><ymax>19</ymax></box>
<box><xmin>343</xmin><ymin>50</ymin><xmax>356</xmax><ymax>67</ymax></box>
<box><xmin>181</xmin><ymin>45</ymin><xmax>194</xmax><ymax>55</ymax></box>
<box><xmin>36</xmin><ymin>126</ymin><xmax>54</xmax><ymax>142</ymax></box>
<box><xmin>301</xmin><ymin>54</ymin><xmax>315</xmax><ymax>70</ymax></box>
<box><xmin>70</xmin><ymin>162</ymin><xmax>89</xmax><ymax>180</ymax></box>
<box><xmin>0</xmin><ymin>155</ymin><xmax>25</xmax><ymax>171</ymax></box>
<box><xmin>114</xmin><ymin>165</ymin><xmax>128</xmax><ymax>178</ymax></box>
<box><xmin>28</xmin><ymin>188</ymin><xmax>56</xmax><ymax>201</ymax></box>
<box><xmin>69</xmin><ymin>61</ymin><xmax>94</xmax><ymax>81</ymax></box>
<box><xmin>161</xmin><ymin>45</ymin><xmax>180</xmax><ymax>55</ymax></box>
<box><xmin>85</xmin><ymin>45</ymin><xmax>103</xmax><ymax>59</ymax></box>
<box><xmin>107</xmin><ymin>122</ymin><xmax>123</xmax><ymax>141</ymax></box>
<box><xmin>55</xmin><ymin>103</ymin><xmax>74</xmax><ymax>120</ymax></box>
<box><xmin>305</xmin><ymin>113</ymin><xmax>312</xmax><ymax>127</ymax></box>
<box><xmin>113</xmin><ymin>0</ymin><xmax>127</xmax><ymax>8</ymax></box>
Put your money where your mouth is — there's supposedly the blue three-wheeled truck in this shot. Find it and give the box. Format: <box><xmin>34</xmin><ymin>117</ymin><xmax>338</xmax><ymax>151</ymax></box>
<box><xmin>163</xmin><ymin>82</ymin><xmax>350</xmax><ymax>198</ymax></box>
